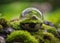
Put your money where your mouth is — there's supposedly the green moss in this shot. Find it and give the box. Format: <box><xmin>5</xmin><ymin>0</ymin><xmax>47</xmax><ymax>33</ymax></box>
<box><xmin>6</xmin><ymin>30</ymin><xmax>38</xmax><ymax>43</ymax></box>
<box><xmin>0</xmin><ymin>18</ymin><xmax>8</xmax><ymax>28</ymax></box>
<box><xmin>31</xmin><ymin>30</ymin><xmax>44</xmax><ymax>43</ymax></box>
<box><xmin>0</xmin><ymin>25</ymin><xmax>3</xmax><ymax>29</ymax></box>
<box><xmin>20</xmin><ymin>18</ymin><xmax>42</xmax><ymax>23</ymax></box>
<box><xmin>42</xmin><ymin>32</ymin><xmax>60</xmax><ymax>43</ymax></box>
<box><xmin>44</xmin><ymin>40</ymin><xmax>50</xmax><ymax>43</ymax></box>
<box><xmin>0</xmin><ymin>25</ymin><xmax>3</xmax><ymax>32</ymax></box>
<box><xmin>47</xmin><ymin>28</ymin><xmax>57</xmax><ymax>35</ymax></box>
<box><xmin>31</xmin><ymin>30</ymin><xmax>60</xmax><ymax>43</ymax></box>
<box><xmin>10</xmin><ymin>22</ymin><xmax>21</xmax><ymax>30</ymax></box>
<box><xmin>42</xmin><ymin>24</ymin><xmax>56</xmax><ymax>30</ymax></box>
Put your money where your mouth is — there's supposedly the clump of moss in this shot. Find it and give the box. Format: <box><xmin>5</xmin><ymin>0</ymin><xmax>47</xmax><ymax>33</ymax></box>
<box><xmin>47</xmin><ymin>28</ymin><xmax>58</xmax><ymax>37</ymax></box>
<box><xmin>31</xmin><ymin>30</ymin><xmax>60</xmax><ymax>43</ymax></box>
<box><xmin>42</xmin><ymin>24</ymin><xmax>56</xmax><ymax>30</ymax></box>
<box><xmin>42</xmin><ymin>24</ymin><xmax>59</xmax><ymax>37</ymax></box>
<box><xmin>0</xmin><ymin>25</ymin><xmax>3</xmax><ymax>32</ymax></box>
<box><xmin>10</xmin><ymin>22</ymin><xmax>20</xmax><ymax>30</ymax></box>
<box><xmin>0</xmin><ymin>25</ymin><xmax>3</xmax><ymax>29</ymax></box>
<box><xmin>46</xmin><ymin>26</ymin><xmax>60</xmax><ymax>39</ymax></box>
<box><xmin>42</xmin><ymin>32</ymin><xmax>60</xmax><ymax>43</ymax></box>
<box><xmin>31</xmin><ymin>30</ymin><xmax>44</xmax><ymax>43</ymax></box>
<box><xmin>0</xmin><ymin>18</ymin><xmax>8</xmax><ymax>28</ymax></box>
<box><xmin>6</xmin><ymin>30</ymin><xmax>38</xmax><ymax>43</ymax></box>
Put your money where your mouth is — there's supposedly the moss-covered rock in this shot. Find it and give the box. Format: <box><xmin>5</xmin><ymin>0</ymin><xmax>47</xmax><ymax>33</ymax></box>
<box><xmin>20</xmin><ymin>16</ymin><xmax>43</xmax><ymax>32</ymax></box>
<box><xmin>6</xmin><ymin>30</ymin><xmax>38</xmax><ymax>43</ymax></box>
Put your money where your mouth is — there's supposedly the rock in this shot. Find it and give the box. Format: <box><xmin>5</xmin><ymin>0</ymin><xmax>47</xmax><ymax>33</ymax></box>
<box><xmin>44</xmin><ymin>21</ymin><xmax>57</xmax><ymax>29</ymax></box>
<box><xmin>0</xmin><ymin>36</ymin><xmax>6</xmax><ymax>43</ymax></box>
<box><xmin>3</xmin><ymin>27</ymin><xmax>14</xmax><ymax>34</ymax></box>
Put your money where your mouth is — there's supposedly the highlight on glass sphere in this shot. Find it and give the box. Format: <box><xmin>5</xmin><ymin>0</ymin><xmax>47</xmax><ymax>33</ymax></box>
<box><xmin>20</xmin><ymin>7</ymin><xmax>43</xmax><ymax>20</ymax></box>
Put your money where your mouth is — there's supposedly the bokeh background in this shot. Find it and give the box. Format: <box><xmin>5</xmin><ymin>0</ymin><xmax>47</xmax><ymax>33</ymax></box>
<box><xmin>0</xmin><ymin>0</ymin><xmax>60</xmax><ymax>28</ymax></box>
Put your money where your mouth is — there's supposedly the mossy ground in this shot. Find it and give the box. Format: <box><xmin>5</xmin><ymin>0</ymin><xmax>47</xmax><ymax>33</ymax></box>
<box><xmin>0</xmin><ymin>18</ymin><xmax>60</xmax><ymax>43</ymax></box>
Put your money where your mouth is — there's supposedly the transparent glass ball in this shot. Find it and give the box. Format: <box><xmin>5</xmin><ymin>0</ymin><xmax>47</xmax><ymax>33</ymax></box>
<box><xmin>20</xmin><ymin>7</ymin><xmax>43</xmax><ymax>20</ymax></box>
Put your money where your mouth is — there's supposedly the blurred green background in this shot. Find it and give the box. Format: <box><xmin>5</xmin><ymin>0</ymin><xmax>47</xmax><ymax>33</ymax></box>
<box><xmin>0</xmin><ymin>0</ymin><xmax>60</xmax><ymax>27</ymax></box>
